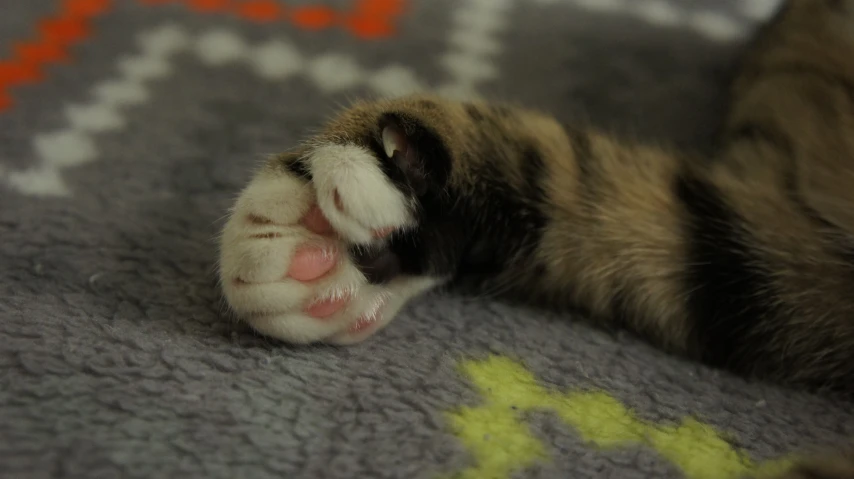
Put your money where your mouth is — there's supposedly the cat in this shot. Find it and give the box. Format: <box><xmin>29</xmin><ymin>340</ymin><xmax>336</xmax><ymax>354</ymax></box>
<box><xmin>218</xmin><ymin>0</ymin><xmax>854</xmax><ymax>476</ymax></box>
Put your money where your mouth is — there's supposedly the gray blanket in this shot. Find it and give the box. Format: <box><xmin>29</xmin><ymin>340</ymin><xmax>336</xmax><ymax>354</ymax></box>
<box><xmin>2</xmin><ymin>0</ymin><xmax>853</xmax><ymax>478</ymax></box>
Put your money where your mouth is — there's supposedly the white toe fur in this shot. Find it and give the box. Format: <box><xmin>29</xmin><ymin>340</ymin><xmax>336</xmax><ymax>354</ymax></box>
<box><xmin>307</xmin><ymin>144</ymin><xmax>414</xmax><ymax>244</ymax></box>
<box><xmin>219</xmin><ymin>141</ymin><xmax>436</xmax><ymax>345</ymax></box>
<box><xmin>219</xmin><ymin>172</ymin><xmax>314</xmax><ymax>285</ymax></box>
<box><xmin>232</xmin><ymin>172</ymin><xmax>313</xmax><ymax>226</ymax></box>
<box><xmin>220</xmin><ymin>234</ymin><xmax>302</xmax><ymax>284</ymax></box>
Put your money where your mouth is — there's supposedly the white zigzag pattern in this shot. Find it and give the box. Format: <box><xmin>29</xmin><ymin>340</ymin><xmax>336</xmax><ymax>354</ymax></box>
<box><xmin>437</xmin><ymin>0</ymin><xmax>512</xmax><ymax>99</ymax></box>
<box><xmin>2</xmin><ymin>24</ymin><xmax>428</xmax><ymax>197</ymax></box>
<box><xmin>433</xmin><ymin>0</ymin><xmax>776</xmax><ymax>100</ymax></box>
<box><xmin>1</xmin><ymin>0</ymin><xmax>780</xmax><ymax>197</ymax></box>
<box><xmin>532</xmin><ymin>0</ymin><xmax>781</xmax><ymax>41</ymax></box>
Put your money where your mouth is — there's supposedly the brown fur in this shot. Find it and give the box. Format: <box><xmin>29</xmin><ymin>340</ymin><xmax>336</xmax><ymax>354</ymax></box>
<box><xmin>294</xmin><ymin>0</ymin><xmax>854</xmax><ymax>389</ymax></box>
<box><xmin>249</xmin><ymin>0</ymin><xmax>854</xmax><ymax>476</ymax></box>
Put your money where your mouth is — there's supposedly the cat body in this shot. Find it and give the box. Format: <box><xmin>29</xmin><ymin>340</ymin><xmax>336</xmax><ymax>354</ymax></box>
<box><xmin>218</xmin><ymin>0</ymin><xmax>854</xmax><ymax>476</ymax></box>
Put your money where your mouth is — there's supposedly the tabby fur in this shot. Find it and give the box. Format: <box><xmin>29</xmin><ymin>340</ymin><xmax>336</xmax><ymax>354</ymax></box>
<box><xmin>218</xmin><ymin>0</ymin><xmax>854</xmax><ymax>476</ymax></box>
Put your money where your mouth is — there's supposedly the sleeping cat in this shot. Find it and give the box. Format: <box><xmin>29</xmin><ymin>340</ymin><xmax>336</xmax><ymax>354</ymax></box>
<box><xmin>218</xmin><ymin>0</ymin><xmax>854</xmax><ymax>476</ymax></box>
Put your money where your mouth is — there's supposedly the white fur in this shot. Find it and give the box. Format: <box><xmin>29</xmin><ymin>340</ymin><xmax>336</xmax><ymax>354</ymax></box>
<box><xmin>219</xmin><ymin>143</ymin><xmax>436</xmax><ymax>344</ymax></box>
<box><xmin>325</xmin><ymin>277</ymin><xmax>438</xmax><ymax>345</ymax></box>
<box><xmin>307</xmin><ymin>144</ymin><xmax>414</xmax><ymax>244</ymax></box>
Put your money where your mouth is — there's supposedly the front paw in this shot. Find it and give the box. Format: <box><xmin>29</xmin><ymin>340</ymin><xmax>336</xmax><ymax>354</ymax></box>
<box><xmin>218</xmin><ymin>133</ymin><xmax>440</xmax><ymax>344</ymax></box>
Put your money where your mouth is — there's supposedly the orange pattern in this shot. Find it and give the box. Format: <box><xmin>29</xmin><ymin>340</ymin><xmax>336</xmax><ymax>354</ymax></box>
<box><xmin>0</xmin><ymin>0</ymin><xmax>110</xmax><ymax>110</ymax></box>
<box><xmin>0</xmin><ymin>0</ymin><xmax>408</xmax><ymax>112</ymax></box>
<box><xmin>134</xmin><ymin>0</ymin><xmax>407</xmax><ymax>36</ymax></box>
<box><xmin>236</xmin><ymin>1</ymin><xmax>282</xmax><ymax>22</ymax></box>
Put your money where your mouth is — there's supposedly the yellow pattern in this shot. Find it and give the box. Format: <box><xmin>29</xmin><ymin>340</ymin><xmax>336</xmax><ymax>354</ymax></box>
<box><xmin>443</xmin><ymin>355</ymin><xmax>794</xmax><ymax>479</ymax></box>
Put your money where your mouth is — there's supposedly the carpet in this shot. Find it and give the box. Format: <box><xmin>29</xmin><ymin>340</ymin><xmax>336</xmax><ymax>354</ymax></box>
<box><xmin>2</xmin><ymin>1</ymin><xmax>853</xmax><ymax>478</ymax></box>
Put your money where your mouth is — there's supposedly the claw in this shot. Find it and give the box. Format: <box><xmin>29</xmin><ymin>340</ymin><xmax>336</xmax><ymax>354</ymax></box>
<box><xmin>382</xmin><ymin>125</ymin><xmax>407</xmax><ymax>158</ymax></box>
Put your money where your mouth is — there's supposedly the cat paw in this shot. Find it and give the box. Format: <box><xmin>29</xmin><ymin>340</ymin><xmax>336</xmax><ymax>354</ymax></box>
<box><xmin>218</xmin><ymin>142</ymin><xmax>438</xmax><ymax>345</ymax></box>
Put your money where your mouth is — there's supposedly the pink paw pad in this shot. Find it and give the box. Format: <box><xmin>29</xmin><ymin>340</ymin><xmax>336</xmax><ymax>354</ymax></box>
<box><xmin>288</xmin><ymin>204</ymin><xmax>338</xmax><ymax>282</ymax></box>
<box><xmin>287</xmin><ymin>245</ymin><xmax>338</xmax><ymax>282</ymax></box>
<box><xmin>304</xmin><ymin>295</ymin><xmax>349</xmax><ymax>319</ymax></box>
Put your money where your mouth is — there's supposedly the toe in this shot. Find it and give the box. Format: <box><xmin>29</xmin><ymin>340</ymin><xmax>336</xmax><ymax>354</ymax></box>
<box><xmin>287</xmin><ymin>245</ymin><xmax>338</xmax><ymax>281</ymax></box>
<box><xmin>348</xmin><ymin>314</ymin><xmax>380</xmax><ymax>334</ymax></box>
<box><xmin>304</xmin><ymin>295</ymin><xmax>350</xmax><ymax>319</ymax></box>
<box><xmin>302</xmin><ymin>204</ymin><xmax>334</xmax><ymax>235</ymax></box>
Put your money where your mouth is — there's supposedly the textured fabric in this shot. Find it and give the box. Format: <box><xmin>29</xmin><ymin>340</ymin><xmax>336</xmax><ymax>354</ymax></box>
<box><xmin>1</xmin><ymin>1</ymin><xmax>853</xmax><ymax>478</ymax></box>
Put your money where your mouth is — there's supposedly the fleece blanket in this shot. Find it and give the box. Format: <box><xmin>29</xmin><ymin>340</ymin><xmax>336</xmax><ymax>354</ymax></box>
<box><xmin>2</xmin><ymin>1</ymin><xmax>853</xmax><ymax>478</ymax></box>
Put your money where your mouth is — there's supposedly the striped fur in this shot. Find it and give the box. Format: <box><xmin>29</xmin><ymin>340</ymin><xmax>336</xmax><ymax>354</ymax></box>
<box><xmin>220</xmin><ymin>0</ymin><xmax>854</xmax><ymax>475</ymax></box>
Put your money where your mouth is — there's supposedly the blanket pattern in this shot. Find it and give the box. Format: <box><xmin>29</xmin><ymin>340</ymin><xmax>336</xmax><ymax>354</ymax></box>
<box><xmin>2</xmin><ymin>1</ymin><xmax>853</xmax><ymax>478</ymax></box>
